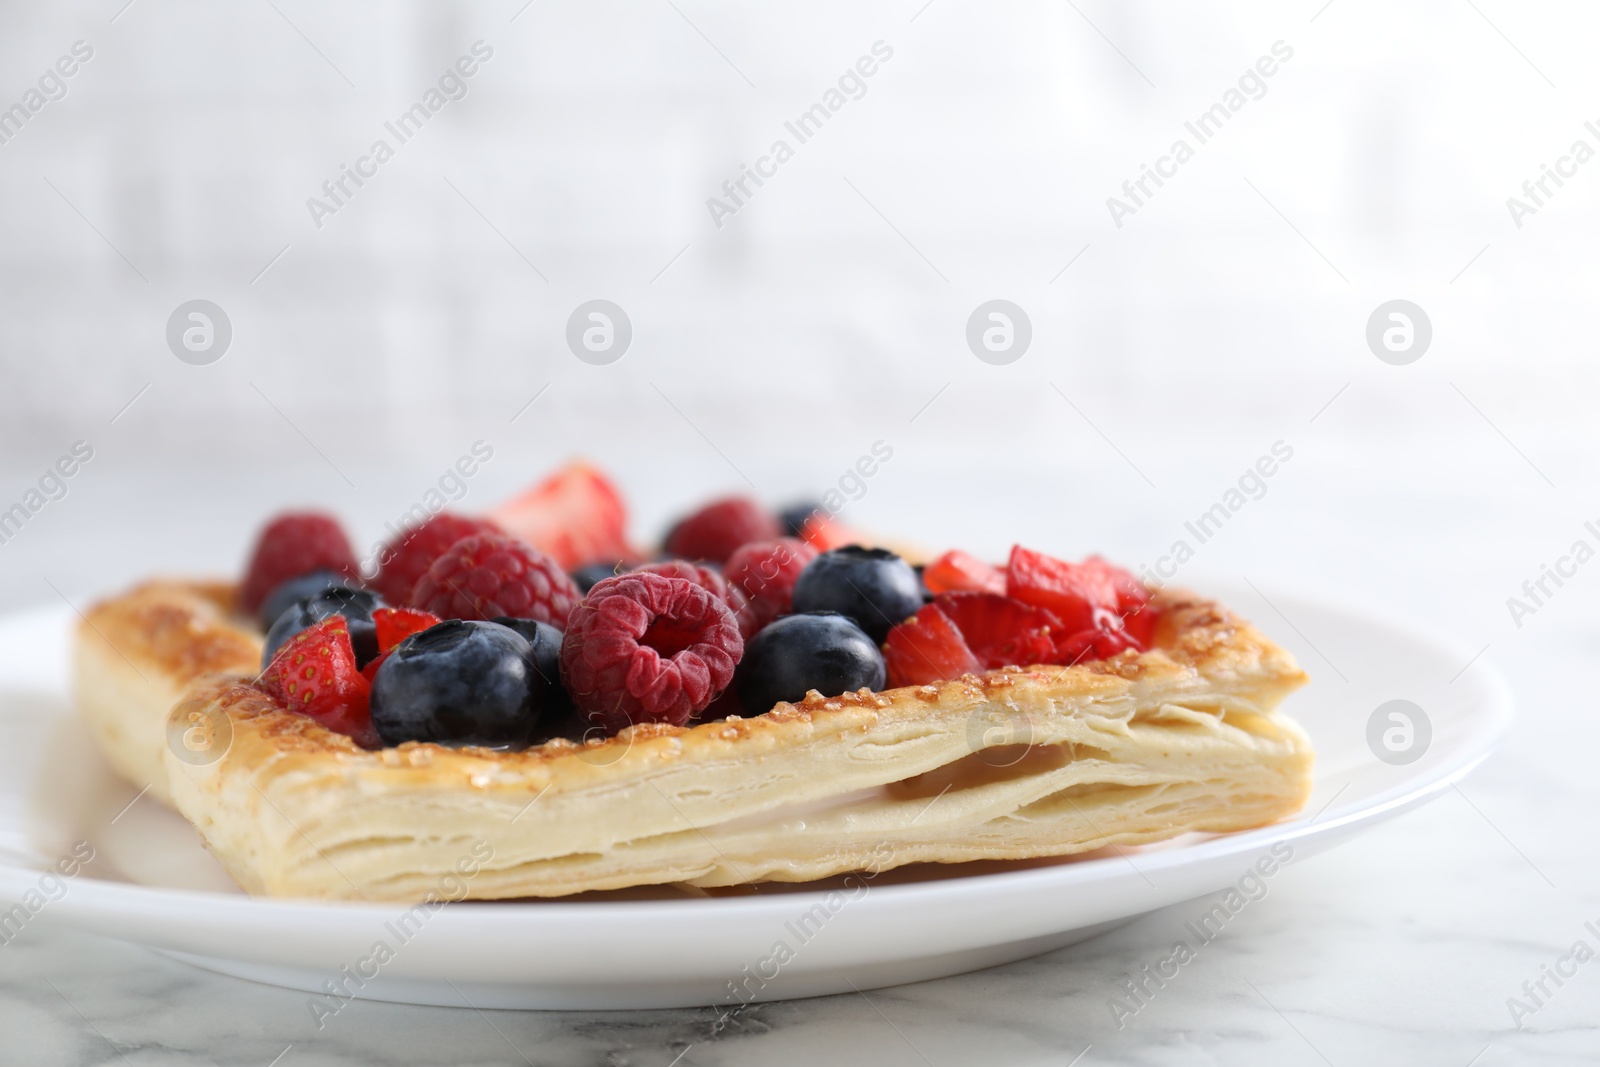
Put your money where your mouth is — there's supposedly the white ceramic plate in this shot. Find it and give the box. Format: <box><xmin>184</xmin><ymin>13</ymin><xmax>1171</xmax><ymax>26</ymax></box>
<box><xmin>0</xmin><ymin>584</ymin><xmax>1511</xmax><ymax>1010</ymax></box>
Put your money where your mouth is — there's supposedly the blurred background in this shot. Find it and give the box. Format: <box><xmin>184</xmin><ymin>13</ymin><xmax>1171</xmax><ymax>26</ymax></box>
<box><xmin>0</xmin><ymin>0</ymin><xmax>1594</xmax><ymax>649</ymax></box>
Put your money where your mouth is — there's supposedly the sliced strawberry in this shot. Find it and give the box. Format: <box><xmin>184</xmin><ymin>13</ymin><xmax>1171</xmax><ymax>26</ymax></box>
<box><xmin>1004</xmin><ymin>545</ymin><xmax>1123</xmax><ymax>633</ymax></box>
<box><xmin>923</xmin><ymin>549</ymin><xmax>1005</xmax><ymax>595</ymax></box>
<box><xmin>258</xmin><ymin>617</ymin><xmax>376</xmax><ymax>746</ymax></box>
<box><xmin>1055</xmin><ymin>612</ymin><xmax>1142</xmax><ymax>664</ymax></box>
<box><xmin>487</xmin><ymin>462</ymin><xmax>632</xmax><ymax>571</ymax></box>
<box><xmin>1082</xmin><ymin>554</ymin><xmax>1157</xmax><ymax>645</ymax></box>
<box><xmin>798</xmin><ymin>512</ymin><xmax>869</xmax><ymax>553</ymax></box>
<box><xmin>884</xmin><ymin>602</ymin><xmax>983</xmax><ymax>687</ymax></box>
<box><xmin>373</xmin><ymin>607</ymin><xmax>442</xmax><ymax>653</ymax></box>
<box><xmin>360</xmin><ymin>649</ymin><xmax>391</xmax><ymax>684</ymax></box>
<box><xmin>935</xmin><ymin>591</ymin><xmax>1061</xmax><ymax>670</ymax></box>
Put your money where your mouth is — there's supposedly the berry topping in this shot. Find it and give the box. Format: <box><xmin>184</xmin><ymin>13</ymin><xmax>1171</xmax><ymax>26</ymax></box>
<box><xmin>572</xmin><ymin>562</ymin><xmax>623</xmax><ymax>593</ymax></box>
<box><xmin>883</xmin><ymin>602</ymin><xmax>983</xmax><ymax>687</ymax></box>
<box><xmin>262</xmin><ymin>586</ymin><xmax>387</xmax><ymax>670</ymax></box>
<box><xmin>922</xmin><ymin>550</ymin><xmax>1006</xmax><ymax>596</ymax></box>
<box><xmin>1005</xmin><ymin>545</ymin><xmax>1155</xmax><ymax>649</ymax></box>
<box><xmin>796</xmin><ymin>512</ymin><xmax>868</xmax><ymax>553</ymax></box>
<box><xmin>487</xmin><ymin>462</ymin><xmax>632</xmax><ymax>571</ymax></box>
<box><xmin>369</xmin><ymin>620</ymin><xmax>549</xmax><ymax>748</ymax></box>
<box><xmin>633</xmin><ymin>559</ymin><xmax>752</xmax><ymax>634</ymax></box>
<box><xmin>1082</xmin><ymin>555</ymin><xmax>1157</xmax><ymax>645</ymax></box>
<box><xmin>1055</xmin><ymin>615</ymin><xmax>1142</xmax><ymax>664</ymax></box>
<box><xmin>734</xmin><ymin>612</ymin><xmax>886</xmax><ymax>715</ymax></box>
<box><xmin>490</xmin><ymin>616</ymin><xmax>572</xmax><ymax>715</ymax></box>
<box><xmin>560</xmin><ymin>573</ymin><xmax>743</xmax><ymax>734</ymax></box>
<box><xmin>778</xmin><ymin>501</ymin><xmax>825</xmax><ymax>538</ymax></box>
<box><xmin>935</xmin><ymin>591</ymin><xmax>1061</xmax><ymax>670</ymax></box>
<box><xmin>372</xmin><ymin>512</ymin><xmax>504</xmax><ymax>607</ymax></box>
<box><xmin>1005</xmin><ymin>545</ymin><xmax>1126</xmax><ymax>634</ymax></box>
<box><xmin>663</xmin><ymin>497</ymin><xmax>782</xmax><ymax>565</ymax></box>
<box><xmin>411</xmin><ymin>533</ymin><xmax>581</xmax><ymax>627</ymax></box>
<box><xmin>259</xmin><ymin>616</ymin><xmax>375</xmax><ymax>745</ymax></box>
<box><xmin>256</xmin><ymin>569</ymin><xmax>346</xmax><ymax>631</ymax></box>
<box><xmin>239</xmin><ymin>512</ymin><xmax>358</xmax><ymax>616</ymax></box>
<box><xmin>373</xmin><ymin>607</ymin><xmax>443</xmax><ymax>652</ymax></box>
<box><xmin>724</xmin><ymin>538</ymin><xmax>818</xmax><ymax>632</ymax></box>
<box><xmin>789</xmin><ymin>545</ymin><xmax>923</xmax><ymax>643</ymax></box>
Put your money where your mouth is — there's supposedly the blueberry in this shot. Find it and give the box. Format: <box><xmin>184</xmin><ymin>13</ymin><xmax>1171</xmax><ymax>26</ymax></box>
<box><xmin>912</xmin><ymin>564</ymin><xmax>935</xmax><ymax>605</ymax></box>
<box><xmin>490</xmin><ymin>616</ymin><xmax>573</xmax><ymax>716</ymax></box>
<box><xmin>256</xmin><ymin>570</ymin><xmax>347</xmax><ymax>630</ymax></box>
<box><xmin>370</xmin><ymin>620</ymin><xmax>548</xmax><ymax>748</ymax></box>
<box><xmin>261</xmin><ymin>586</ymin><xmax>386</xmax><ymax>669</ymax></box>
<box><xmin>789</xmin><ymin>546</ymin><xmax>923</xmax><ymax>643</ymax></box>
<box><xmin>734</xmin><ymin>612</ymin><xmax>886</xmax><ymax>714</ymax></box>
<box><xmin>571</xmin><ymin>562</ymin><xmax>621</xmax><ymax>593</ymax></box>
<box><xmin>778</xmin><ymin>502</ymin><xmax>825</xmax><ymax>538</ymax></box>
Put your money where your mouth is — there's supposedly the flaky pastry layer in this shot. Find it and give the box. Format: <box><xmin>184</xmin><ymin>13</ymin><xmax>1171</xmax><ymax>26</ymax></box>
<box><xmin>75</xmin><ymin>580</ymin><xmax>1313</xmax><ymax>900</ymax></box>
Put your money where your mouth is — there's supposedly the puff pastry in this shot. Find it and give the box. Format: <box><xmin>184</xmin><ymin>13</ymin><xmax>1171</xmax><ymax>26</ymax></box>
<box><xmin>74</xmin><ymin>580</ymin><xmax>1313</xmax><ymax>900</ymax></box>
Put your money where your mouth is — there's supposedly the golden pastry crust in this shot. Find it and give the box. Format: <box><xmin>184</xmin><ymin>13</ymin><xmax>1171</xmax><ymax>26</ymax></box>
<box><xmin>72</xmin><ymin>580</ymin><xmax>261</xmax><ymax>803</ymax></box>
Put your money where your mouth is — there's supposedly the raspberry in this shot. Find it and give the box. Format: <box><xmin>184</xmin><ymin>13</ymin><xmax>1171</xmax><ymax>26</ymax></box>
<box><xmin>373</xmin><ymin>512</ymin><xmax>503</xmax><ymax>606</ymax></box>
<box><xmin>884</xmin><ymin>602</ymin><xmax>982</xmax><ymax>687</ymax></box>
<box><xmin>259</xmin><ymin>616</ymin><xmax>376</xmax><ymax>746</ymax></box>
<box><xmin>633</xmin><ymin>561</ymin><xmax>752</xmax><ymax>634</ymax></box>
<box><xmin>412</xmin><ymin>533</ymin><xmax>580</xmax><ymax>627</ymax></box>
<box><xmin>724</xmin><ymin>538</ymin><xmax>817</xmax><ymax>632</ymax></box>
<box><xmin>560</xmin><ymin>573</ymin><xmax>743</xmax><ymax>733</ymax></box>
<box><xmin>239</xmin><ymin>512</ymin><xmax>358</xmax><ymax>616</ymax></box>
<box><xmin>488</xmin><ymin>463</ymin><xmax>633</xmax><ymax>571</ymax></box>
<box><xmin>923</xmin><ymin>549</ymin><xmax>1005</xmax><ymax>596</ymax></box>
<box><xmin>936</xmin><ymin>591</ymin><xmax>1061</xmax><ymax>670</ymax></box>
<box><xmin>664</xmin><ymin>497</ymin><xmax>781</xmax><ymax>564</ymax></box>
